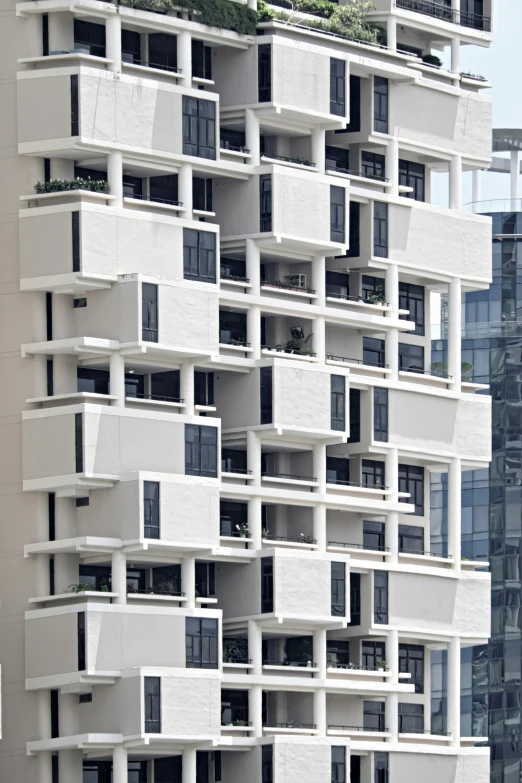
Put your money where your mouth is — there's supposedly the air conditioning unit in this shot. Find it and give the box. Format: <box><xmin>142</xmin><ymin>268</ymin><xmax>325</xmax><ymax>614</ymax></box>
<box><xmin>284</xmin><ymin>274</ymin><xmax>306</xmax><ymax>288</ymax></box>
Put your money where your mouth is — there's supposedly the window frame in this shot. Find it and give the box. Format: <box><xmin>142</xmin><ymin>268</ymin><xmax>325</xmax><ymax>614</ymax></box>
<box><xmin>258</xmin><ymin>44</ymin><xmax>272</xmax><ymax>102</ymax></box>
<box><xmin>331</xmin><ymin>375</ymin><xmax>346</xmax><ymax>431</ymax></box>
<box><xmin>330</xmin><ymin>58</ymin><xmax>346</xmax><ymax>117</ymax></box>
<box><xmin>260</xmin><ymin>366</ymin><xmax>273</xmax><ymax>424</ymax></box>
<box><xmin>373</xmin><ymin>201</ymin><xmax>388</xmax><ymax>258</ymax></box>
<box><xmin>144</xmin><ymin>481</ymin><xmax>160</xmax><ymax>539</ymax></box>
<box><xmin>144</xmin><ymin>676</ymin><xmax>161</xmax><ymax>733</ymax></box>
<box><xmin>261</xmin><ymin>557</ymin><xmax>274</xmax><ymax>613</ymax></box>
<box><xmin>374</xmin><ymin>571</ymin><xmax>389</xmax><ymax>624</ymax></box>
<box><xmin>142</xmin><ymin>282</ymin><xmax>158</xmax><ymax>342</ymax></box>
<box><xmin>185</xmin><ymin>424</ymin><xmax>218</xmax><ymax>478</ymax></box>
<box><xmin>363</xmin><ymin>700</ymin><xmax>385</xmax><ymax>732</ymax></box>
<box><xmin>183</xmin><ymin>228</ymin><xmax>216</xmax><ymax>283</ymax></box>
<box><xmin>331</xmin><ymin>562</ymin><xmax>346</xmax><ymax>617</ymax></box>
<box><xmin>398</xmin><ymin>524</ymin><xmax>425</xmax><ymax>555</ymax></box>
<box><xmin>330</xmin><ymin>185</ymin><xmax>346</xmax><ymax>243</ymax></box>
<box><xmin>185</xmin><ymin>617</ymin><xmax>219</xmax><ymax>669</ymax></box>
<box><xmin>399</xmin><ymin>464</ymin><xmax>424</xmax><ymax>515</ymax></box>
<box><xmin>331</xmin><ymin>746</ymin><xmax>346</xmax><ymax>783</ymax></box>
<box><xmin>182</xmin><ymin>95</ymin><xmax>216</xmax><ymax>160</ymax></box>
<box><xmin>373</xmin><ymin>387</ymin><xmax>388</xmax><ymax>442</ymax></box>
<box><xmin>260</xmin><ymin>174</ymin><xmax>273</xmax><ymax>232</ymax></box>
<box><xmin>399</xmin><ymin>282</ymin><xmax>425</xmax><ymax>336</ymax></box>
<box><xmin>373</xmin><ymin>76</ymin><xmax>389</xmax><ymax>133</ymax></box>
<box><xmin>399</xmin><ymin>644</ymin><xmax>425</xmax><ymax>694</ymax></box>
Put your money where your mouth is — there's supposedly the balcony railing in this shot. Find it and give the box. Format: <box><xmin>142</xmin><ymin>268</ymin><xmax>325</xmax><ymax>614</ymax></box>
<box><xmin>220</xmin><ymin>140</ymin><xmax>250</xmax><ymax>154</ymax></box>
<box><xmin>328</xmin><ymin>724</ymin><xmax>388</xmax><ymax>733</ymax></box>
<box><xmin>127</xmin><ymin>193</ymin><xmax>183</xmax><ymax>207</ymax></box>
<box><xmin>399</xmin><ymin>365</ymin><xmax>452</xmax><ymax>380</ymax></box>
<box><xmin>395</xmin><ymin>0</ymin><xmax>491</xmax><ymax>31</ymax></box>
<box><xmin>399</xmin><ymin>547</ymin><xmax>450</xmax><ymax>558</ymax></box>
<box><xmin>220</xmin><ymin>338</ymin><xmax>251</xmax><ymax>347</ymax></box>
<box><xmin>129</xmin><ymin>392</ymin><xmax>184</xmax><ymax>404</ymax></box>
<box><xmin>130</xmin><ymin>588</ymin><xmax>185</xmax><ymax>597</ymax></box>
<box><xmin>328</xmin><ymin>540</ymin><xmax>389</xmax><ymax>552</ymax></box>
<box><xmin>264</xmin><ymin>722</ymin><xmax>317</xmax><ymax>730</ymax></box>
<box><xmin>262</xmin><ymin>471</ymin><xmax>317</xmax><ymax>482</ymax></box>
<box><xmin>328</xmin><ymin>662</ymin><xmax>390</xmax><ymax>672</ymax></box>
<box><xmin>263</xmin><ymin>659</ymin><xmax>317</xmax><ymax>668</ymax></box>
<box><xmin>326</xmin><ymin>291</ymin><xmax>388</xmax><ymax>306</ymax></box>
<box><xmin>326</xmin><ymin>354</ymin><xmax>388</xmax><ymax>369</ymax></box>
<box><xmin>327</xmin><ymin>479</ymin><xmax>388</xmax><ymax>491</ymax></box>
<box><xmin>262</xmin><ymin>153</ymin><xmax>316</xmax><ymax>168</ymax></box>
<box><xmin>263</xmin><ymin>534</ymin><xmax>317</xmax><ymax>545</ymax></box>
<box><xmin>262</xmin><ymin>344</ymin><xmax>317</xmax><ymax>358</ymax></box>
<box><xmin>262</xmin><ymin>280</ymin><xmax>316</xmax><ymax>295</ymax></box>
<box><xmin>327</xmin><ymin>165</ymin><xmax>389</xmax><ymax>183</ymax></box>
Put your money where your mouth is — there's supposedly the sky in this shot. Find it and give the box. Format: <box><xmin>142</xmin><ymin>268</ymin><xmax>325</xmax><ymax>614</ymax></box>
<box><xmin>431</xmin><ymin>0</ymin><xmax>522</xmax><ymax>207</ymax></box>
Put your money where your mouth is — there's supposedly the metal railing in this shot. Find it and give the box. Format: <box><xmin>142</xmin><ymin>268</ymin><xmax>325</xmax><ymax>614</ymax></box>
<box><xmin>220</xmin><ymin>338</ymin><xmax>251</xmax><ymax>347</ymax></box>
<box><xmin>327</xmin><ymin>165</ymin><xmax>388</xmax><ymax>183</ymax></box>
<box><xmin>127</xmin><ymin>193</ymin><xmax>183</xmax><ymax>207</ymax></box>
<box><xmin>327</xmin><ymin>479</ymin><xmax>388</xmax><ymax>491</ymax></box>
<box><xmin>262</xmin><ymin>153</ymin><xmax>316</xmax><ymax>168</ymax></box>
<box><xmin>326</xmin><ymin>291</ymin><xmax>387</xmax><ymax>306</ymax></box>
<box><xmin>264</xmin><ymin>722</ymin><xmax>317</xmax><ymax>730</ymax></box>
<box><xmin>328</xmin><ymin>662</ymin><xmax>390</xmax><ymax>672</ymax></box>
<box><xmin>396</xmin><ymin>0</ymin><xmax>491</xmax><ymax>31</ymax></box>
<box><xmin>220</xmin><ymin>141</ymin><xmax>250</xmax><ymax>154</ymax></box>
<box><xmin>262</xmin><ymin>471</ymin><xmax>317</xmax><ymax>482</ymax></box>
<box><xmin>399</xmin><ymin>547</ymin><xmax>450</xmax><ymax>559</ymax></box>
<box><xmin>399</xmin><ymin>365</ymin><xmax>452</xmax><ymax>380</ymax></box>
<box><xmin>130</xmin><ymin>392</ymin><xmax>184</xmax><ymax>404</ymax></box>
<box><xmin>262</xmin><ymin>345</ymin><xmax>317</xmax><ymax>358</ymax></box>
<box><xmin>328</xmin><ymin>540</ymin><xmax>389</xmax><ymax>552</ymax></box>
<box><xmin>328</xmin><ymin>724</ymin><xmax>388</xmax><ymax>733</ymax></box>
<box><xmin>263</xmin><ymin>660</ymin><xmax>317</xmax><ymax>668</ymax></box>
<box><xmin>326</xmin><ymin>353</ymin><xmax>388</xmax><ymax>369</ymax></box>
<box><xmin>130</xmin><ymin>588</ymin><xmax>185</xmax><ymax>597</ymax></box>
<box><xmin>263</xmin><ymin>534</ymin><xmax>317</xmax><ymax>545</ymax></box>
<box><xmin>123</xmin><ymin>57</ymin><xmax>182</xmax><ymax>74</ymax></box>
<box><xmin>221</xmin><ymin>467</ymin><xmax>252</xmax><ymax>475</ymax></box>
<box><xmin>262</xmin><ymin>280</ymin><xmax>316</xmax><ymax>295</ymax></box>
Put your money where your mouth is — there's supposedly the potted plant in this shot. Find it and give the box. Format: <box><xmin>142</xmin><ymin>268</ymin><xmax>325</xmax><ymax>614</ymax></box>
<box><xmin>375</xmin><ymin>658</ymin><xmax>386</xmax><ymax>672</ymax></box>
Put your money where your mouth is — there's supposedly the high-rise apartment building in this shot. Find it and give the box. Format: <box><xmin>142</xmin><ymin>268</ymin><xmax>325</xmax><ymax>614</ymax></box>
<box><xmin>0</xmin><ymin>0</ymin><xmax>494</xmax><ymax>781</ymax></box>
<box><xmin>432</xmin><ymin>130</ymin><xmax>522</xmax><ymax>783</ymax></box>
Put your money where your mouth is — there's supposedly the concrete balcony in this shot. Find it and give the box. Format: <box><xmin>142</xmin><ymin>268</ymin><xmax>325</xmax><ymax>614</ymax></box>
<box><xmin>216</xmin><ymin>37</ymin><xmax>349</xmax><ymax>126</ymax></box>
<box><xmin>216</xmin><ymin>359</ymin><xmax>350</xmax><ymax>441</ymax></box>
<box><xmin>18</xmin><ymin>195</ymin><xmax>219</xmax><ymax>294</ymax></box>
<box><xmin>24</xmin><ymin>600</ymin><xmax>221</xmax><ymax>688</ymax></box>
<box><xmin>351</xmin><ymin>199</ymin><xmax>492</xmax><ymax>285</ymax></box>
<box><xmin>22</xmin><ymin>403</ymin><xmax>220</xmax><ymax>494</ymax></box>
<box><xmin>216</xmin><ymin>549</ymin><xmax>350</xmax><ymax>628</ymax></box>
<box><xmin>215</xmin><ymin>166</ymin><xmax>349</xmax><ymax>255</ymax></box>
<box><xmin>373</xmin><ymin>0</ymin><xmax>492</xmax><ymax>38</ymax></box>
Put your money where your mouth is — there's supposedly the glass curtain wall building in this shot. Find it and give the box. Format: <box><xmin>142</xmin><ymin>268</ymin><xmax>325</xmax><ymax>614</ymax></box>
<box><xmin>431</xmin><ymin>131</ymin><xmax>522</xmax><ymax>783</ymax></box>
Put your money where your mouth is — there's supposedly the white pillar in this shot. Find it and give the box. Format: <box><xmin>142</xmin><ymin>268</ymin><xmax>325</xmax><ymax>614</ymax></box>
<box><xmin>247</xmin><ymin>0</ymin><xmax>256</xmax><ymax>8</ymax></box>
<box><xmin>245</xmin><ymin>108</ymin><xmax>261</xmax><ymax>167</ymax></box>
<box><xmin>246</xmin><ymin>238</ymin><xmax>261</xmax><ymax>295</ymax></box>
<box><xmin>110</xmin><ymin>352</ymin><xmax>125</xmax><ymax>407</ymax></box>
<box><xmin>249</xmin><ymin>496</ymin><xmax>262</xmax><ymax>551</ymax></box>
<box><xmin>448</xmin><ymin>276</ymin><xmax>462</xmax><ymax>392</ymax></box>
<box><xmin>450</xmin><ymin>36</ymin><xmax>460</xmax><ymax>74</ymax></box>
<box><xmin>247</xmin><ymin>430</ymin><xmax>262</xmax><ymax>483</ymax></box>
<box><xmin>59</xmin><ymin>751</ymin><xmax>83</xmax><ymax>783</ymax></box>
<box><xmin>386</xmin><ymin>692</ymin><xmax>398</xmax><ymax>741</ymax></box>
<box><xmin>38</xmin><ymin>753</ymin><xmax>53</xmax><ymax>783</ymax></box>
<box><xmin>311</xmin><ymin>127</ymin><xmax>325</xmax><ymax>173</ymax></box>
<box><xmin>249</xmin><ymin>619</ymin><xmax>263</xmax><ymax>675</ymax></box>
<box><xmin>111</xmin><ymin>550</ymin><xmax>127</xmax><ymax>604</ymax></box>
<box><xmin>449</xmin><ymin>155</ymin><xmax>462</xmax><ymax>211</ymax></box>
<box><xmin>106</xmin><ymin>14</ymin><xmax>122</xmax><ymax>73</ymax></box>
<box><xmin>53</xmin><ymin>355</ymin><xmax>76</xmax><ymax>395</ymax></box>
<box><xmin>248</xmin><ymin>305</ymin><xmax>261</xmax><ymax>360</ymax></box>
<box><xmin>36</xmin><ymin>691</ymin><xmax>53</xmax><ymax>783</ymax></box>
<box><xmin>386</xmin><ymin>262</ymin><xmax>399</xmax><ymax>317</ymax></box>
<box><xmin>385</xmin><ymin>138</ymin><xmax>399</xmax><ymax>197</ymax></box>
<box><xmin>249</xmin><ymin>685</ymin><xmax>263</xmax><ymax>737</ymax></box>
<box><xmin>48</xmin><ymin>12</ymin><xmax>74</xmax><ymax>53</ymax></box>
<box><xmin>313</xmin><ymin>503</ymin><xmax>327</xmax><ymax>553</ymax></box>
<box><xmin>178</xmin><ymin>31</ymin><xmax>192</xmax><ymax>87</ymax></box>
<box><xmin>180</xmin><ymin>363</ymin><xmax>194</xmax><ymax>415</ymax></box>
<box><xmin>107</xmin><ymin>151</ymin><xmax>123</xmax><ymax>208</ymax></box>
<box><xmin>313</xmin><ymin>255</ymin><xmax>326</xmax><ymax>308</ymax></box>
<box><xmin>472</xmin><ymin>169</ymin><xmax>482</xmax><ymax>211</ymax></box>
<box><xmin>182</xmin><ymin>556</ymin><xmax>196</xmax><ymax>608</ymax></box>
<box><xmin>387</xmin><ymin>15</ymin><xmax>397</xmax><ymax>51</ymax></box>
<box><xmin>313</xmin><ymin>688</ymin><xmax>326</xmax><ymax>735</ymax></box>
<box><xmin>178</xmin><ymin>163</ymin><xmax>193</xmax><ymax>219</ymax></box>
<box><xmin>314</xmin><ymin>316</ymin><xmax>326</xmax><ymax>364</ymax></box>
<box><xmin>385</xmin><ymin>448</ymin><xmax>399</xmax><ymax>562</ymax></box>
<box><xmin>113</xmin><ymin>746</ymin><xmax>128</xmax><ymax>783</ymax></box>
<box><xmin>510</xmin><ymin>150</ymin><xmax>520</xmax><ymax>202</ymax></box>
<box><xmin>54</xmin><ymin>553</ymin><xmax>78</xmax><ymax>594</ymax></box>
<box><xmin>59</xmin><ymin>694</ymin><xmax>82</xmax><ymax>783</ymax></box>
<box><xmin>448</xmin><ymin>636</ymin><xmax>461</xmax><ymax>746</ymax></box>
<box><xmin>385</xmin><ymin>263</ymin><xmax>400</xmax><ymax>379</ymax></box>
<box><xmin>313</xmin><ymin>443</ymin><xmax>327</xmax><ymax>493</ymax></box>
<box><xmin>387</xmin><ymin>628</ymin><xmax>399</xmax><ymax>683</ymax></box>
<box><xmin>314</xmin><ymin>628</ymin><xmax>327</xmax><ymax>678</ymax></box>
<box><xmin>448</xmin><ymin>458</ymin><xmax>462</xmax><ymax>569</ymax></box>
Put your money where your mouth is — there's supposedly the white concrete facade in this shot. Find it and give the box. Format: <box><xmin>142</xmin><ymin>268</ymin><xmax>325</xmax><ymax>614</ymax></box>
<box><xmin>0</xmin><ymin>0</ymin><xmax>493</xmax><ymax>782</ymax></box>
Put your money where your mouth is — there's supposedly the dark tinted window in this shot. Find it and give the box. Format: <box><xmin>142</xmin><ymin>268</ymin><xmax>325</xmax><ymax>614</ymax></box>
<box><xmin>399</xmin><ymin>282</ymin><xmax>425</xmax><ymax>335</ymax></box>
<box><xmin>260</xmin><ymin>175</ymin><xmax>272</xmax><ymax>232</ymax></box>
<box><xmin>331</xmin><ymin>375</ymin><xmax>345</xmax><ymax>431</ymax></box>
<box><xmin>261</xmin><ymin>557</ymin><xmax>274</xmax><ymax>613</ymax></box>
<box><xmin>331</xmin><ymin>186</ymin><xmax>346</xmax><ymax>243</ymax></box>
<box><xmin>74</xmin><ymin>19</ymin><xmax>105</xmax><ymax>57</ymax></box>
<box><xmin>374</xmin><ymin>387</ymin><xmax>388</xmax><ymax>442</ymax></box>
<box><xmin>399</xmin><ymin>464</ymin><xmax>424</xmax><ymax>515</ymax></box>
<box><xmin>192</xmin><ymin>39</ymin><xmax>212</xmax><ymax>80</ymax></box>
<box><xmin>331</xmin><ymin>562</ymin><xmax>346</xmax><ymax>616</ymax></box>
<box><xmin>185</xmin><ymin>425</ymin><xmax>218</xmax><ymax>478</ymax></box>
<box><xmin>144</xmin><ymin>677</ymin><xmax>161</xmax><ymax>732</ymax></box>
<box><xmin>399</xmin><ymin>343</ymin><xmax>424</xmax><ymax>373</ymax></box>
<box><xmin>144</xmin><ymin>481</ymin><xmax>160</xmax><ymax>539</ymax></box>
<box><xmin>363</xmin><ymin>700</ymin><xmax>385</xmax><ymax>731</ymax></box>
<box><xmin>374</xmin><ymin>571</ymin><xmax>388</xmax><ymax>624</ymax></box>
<box><xmin>374</xmin><ymin>76</ymin><xmax>388</xmax><ymax>133</ymax></box>
<box><xmin>142</xmin><ymin>283</ymin><xmax>158</xmax><ymax>342</ymax></box>
<box><xmin>149</xmin><ymin>33</ymin><xmax>177</xmax><ymax>71</ymax></box>
<box><xmin>260</xmin><ymin>367</ymin><xmax>273</xmax><ymax>424</ymax></box>
<box><xmin>182</xmin><ymin>96</ymin><xmax>216</xmax><ymax>159</ymax></box>
<box><xmin>373</xmin><ymin>202</ymin><xmax>388</xmax><ymax>257</ymax></box>
<box><xmin>345</xmin><ymin>75</ymin><xmax>361</xmax><ymax>132</ymax></box>
<box><xmin>330</xmin><ymin>58</ymin><xmax>346</xmax><ymax>116</ymax></box>
<box><xmin>399</xmin><ymin>524</ymin><xmax>424</xmax><ymax>555</ymax></box>
<box><xmin>399</xmin><ymin>159</ymin><xmax>425</xmax><ymax>201</ymax></box>
<box><xmin>183</xmin><ymin>228</ymin><xmax>216</xmax><ymax>283</ymax></box>
<box><xmin>399</xmin><ymin>644</ymin><xmax>424</xmax><ymax>693</ymax></box>
<box><xmin>258</xmin><ymin>45</ymin><xmax>271</xmax><ymax>102</ymax></box>
<box><xmin>186</xmin><ymin>617</ymin><xmax>218</xmax><ymax>668</ymax></box>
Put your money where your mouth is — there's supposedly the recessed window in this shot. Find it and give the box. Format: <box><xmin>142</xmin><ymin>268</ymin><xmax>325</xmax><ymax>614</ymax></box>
<box><xmin>331</xmin><ymin>747</ymin><xmax>346</xmax><ymax>783</ymax></box>
<box><xmin>330</xmin><ymin>58</ymin><xmax>346</xmax><ymax>116</ymax></box>
<box><xmin>261</xmin><ymin>557</ymin><xmax>274</xmax><ymax>613</ymax></box>
<box><xmin>70</xmin><ymin>75</ymin><xmax>79</xmax><ymax>136</ymax></box>
<box><xmin>399</xmin><ymin>644</ymin><xmax>424</xmax><ymax>693</ymax></box>
<box><xmin>399</xmin><ymin>343</ymin><xmax>425</xmax><ymax>373</ymax></box>
<box><xmin>373</xmin><ymin>202</ymin><xmax>388</xmax><ymax>258</ymax></box>
<box><xmin>373</xmin><ymin>387</ymin><xmax>388</xmax><ymax>442</ymax></box>
<box><xmin>74</xmin><ymin>298</ymin><xmax>87</xmax><ymax>308</ymax></box>
<box><xmin>144</xmin><ymin>677</ymin><xmax>161</xmax><ymax>733</ymax></box>
<box><xmin>399</xmin><ymin>703</ymin><xmax>424</xmax><ymax>734</ymax></box>
<box><xmin>79</xmin><ymin>693</ymin><xmax>92</xmax><ymax>704</ymax></box>
<box><xmin>148</xmin><ymin>33</ymin><xmax>177</xmax><ymax>72</ymax></box>
<box><xmin>186</xmin><ymin>617</ymin><xmax>218</xmax><ymax>668</ymax></box>
<box><xmin>399</xmin><ymin>524</ymin><xmax>424</xmax><ymax>555</ymax></box>
<box><xmin>185</xmin><ymin>424</ymin><xmax>218</xmax><ymax>478</ymax></box>
<box><xmin>182</xmin><ymin>96</ymin><xmax>216</xmax><ymax>160</ymax></box>
<box><xmin>144</xmin><ymin>481</ymin><xmax>160</xmax><ymax>539</ymax></box>
<box><xmin>362</xmin><ymin>640</ymin><xmax>386</xmax><ymax>669</ymax></box>
<box><xmin>195</xmin><ymin>371</ymin><xmax>214</xmax><ymax>406</ymax></box>
<box><xmin>195</xmin><ymin>561</ymin><xmax>215</xmax><ymax>597</ymax></box>
<box><xmin>331</xmin><ymin>562</ymin><xmax>346</xmax><ymax>616</ymax></box>
<box><xmin>345</xmin><ymin>74</ymin><xmax>361</xmax><ymax>133</ymax></box>
<box><xmin>260</xmin><ymin>175</ymin><xmax>272</xmax><ymax>232</ymax></box>
<box><xmin>363</xmin><ymin>700</ymin><xmax>385</xmax><ymax>732</ymax></box>
<box><xmin>74</xmin><ymin>19</ymin><xmax>105</xmax><ymax>57</ymax></box>
<box><xmin>76</xmin><ymin>497</ymin><xmax>89</xmax><ymax>508</ymax></box>
<box><xmin>331</xmin><ymin>375</ymin><xmax>346</xmax><ymax>431</ymax></box>
<box><xmin>349</xmin><ymin>572</ymin><xmax>361</xmax><ymax>626</ymax></box>
<box><xmin>72</xmin><ymin>211</ymin><xmax>80</xmax><ymax>272</ymax></box>
<box><xmin>258</xmin><ymin>44</ymin><xmax>272</xmax><ymax>102</ymax></box>
<box><xmin>362</xmin><ymin>151</ymin><xmax>385</xmax><ymax>181</ymax></box>
<box><xmin>142</xmin><ymin>283</ymin><xmax>158</xmax><ymax>342</ymax></box>
<box><xmin>362</xmin><ymin>459</ymin><xmax>385</xmax><ymax>489</ymax></box>
<box><xmin>260</xmin><ymin>367</ymin><xmax>273</xmax><ymax>424</ymax></box>
<box><xmin>363</xmin><ymin>337</ymin><xmax>385</xmax><ymax>368</ymax></box>
<box><xmin>399</xmin><ymin>464</ymin><xmax>424</xmax><ymax>515</ymax></box>
<box><xmin>399</xmin><ymin>282</ymin><xmax>425</xmax><ymax>336</ymax></box>
<box><xmin>399</xmin><ymin>159</ymin><xmax>425</xmax><ymax>202</ymax></box>
<box><xmin>363</xmin><ymin>520</ymin><xmax>385</xmax><ymax>552</ymax></box>
<box><xmin>374</xmin><ymin>571</ymin><xmax>388</xmax><ymax>624</ymax></box>
<box><xmin>192</xmin><ymin>39</ymin><xmax>212</xmax><ymax>80</ymax></box>
<box><xmin>183</xmin><ymin>229</ymin><xmax>216</xmax><ymax>283</ymax></box>
<box><xmin>77</xmin><ymin>612</ymin><xmax>86</xmax><ymax>670</ymax></box>
<box><xmin>330</xmin><ymin>186</ymin><xmax>346</xmax><ymax>243</ymax></box>
<box><xmin>75</xmin><ymin>413</ymin><xmax>83</xmax><ymax>473</ymax></box>
<box><xmin>374</xmin><ymin>76</ymin><xmax>389</xmax><ymax>133</ymax></box>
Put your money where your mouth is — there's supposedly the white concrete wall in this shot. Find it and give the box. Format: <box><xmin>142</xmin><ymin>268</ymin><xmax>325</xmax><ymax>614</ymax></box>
<box><xmin>273</xmin><ymin>736</ymin><xmax>336</xmax><ymax>782</ymax></box>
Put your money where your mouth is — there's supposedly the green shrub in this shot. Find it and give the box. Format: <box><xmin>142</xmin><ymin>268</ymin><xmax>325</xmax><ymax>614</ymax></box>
<box><xmin>34</xmin><ymin>178</ymin><xmax>109</xmax><ymax>194</ymax></box>
<box><xmin>120</xmin><ymin>0</ymin><xmax>257</xmax><ymax>36</ymax></box>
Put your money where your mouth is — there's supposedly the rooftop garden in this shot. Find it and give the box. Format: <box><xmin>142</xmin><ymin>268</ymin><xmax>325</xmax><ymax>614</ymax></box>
<box><xmin>119</xmin><ymin>0</ymin><xmax>258</xmax><ymax>36</ymax></box>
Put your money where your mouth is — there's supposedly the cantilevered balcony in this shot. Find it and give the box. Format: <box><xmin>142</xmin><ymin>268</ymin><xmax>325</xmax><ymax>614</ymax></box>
<box><xmin>396</xmin><ymin>0</ymin><xmax>491</xmax><ymax>32</ymax></box>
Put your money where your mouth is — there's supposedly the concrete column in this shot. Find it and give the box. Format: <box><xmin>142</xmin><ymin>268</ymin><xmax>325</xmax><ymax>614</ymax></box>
<box><xmin>311</xmin><ymin>127</ymin><xmax>326</xmax><ymax>172</ymax></box>
<box><xmin>385</xmin><ymin>137</ymin><xmax>399</xmax><ymax>197</ymax></box>
<box><xmin>54</xmin><ymin>554</ymin><xmax>78</xmax><ymax>594</ymax></box>
<box><xmin>37</xmin><ymin>691</ymin><xmax>53</xmax><ymax>781</ymax></box>
<box><xmin>471</xmin><ymin>169</ymin><xmax>482</xmax><ymax>210</ymax></box>
<box><xmin>447</xmin><ymin>276</ymin><xmax>462</xmax><ymax>392</ymax></box>
<box><xmin>53</xmin><ymin>291</ymin><xmax>74</xmax><ymax>338</ymax></box>
<box><xmin>386</xmin><ymin>692</ymin><xmax>398</xmax><ymax>741</ymax></box>
<box><xmin>178</xmin><ymin>163</ymin><xmax>193</xmax><ymax>219</ymax></box>
<box><xmin>53</xmin><ymin>355</ymin><xmax>77</xmax><ymax>395</ymax></box>
<box><xmin>106</xmin><ymin>14</ymin><xmax>122</xmax><ymax>72</ymax></box>
<box><xmin>313</xmin><ymin>443</ymin><xmax>327</xmax><ymax>493</ymax></box>
<box><xmin>313</xmin><ymin>255</ymin><xmax>326</xmax><ymax>308</ymax></box>
<box><xmin>48</xmin><ymin>11</ymin><xmax>74</xmax><ymax>53</ymax></box>
<box><xmin>247</xmin><ymin>0</ymin><xmax>256</xmax><ymax>8</ymax></box>
<box><xmin>313</xmin><ymin>688</ymin><xmax>327</xmax><ymax>735</ymax></box>
<box><xmin>111</xmin><ymin>550</ymin><xmax>127</xmax><ymax>604</ymax></box>
<box><xmin>59</xmin><ymin>751</ymin><xmax>83</xmax><ymax>783</ymax></box>
<box><xmin>248</xmin><ymin>619</ymin><xmax>263</xmax><ymax>675</ymax></box>
<box><xmin>385</xmin><ymin>262</ymin><xmax>399</xmax><ymax>317</ymax></box>
<box><xmin>314</xmin><ymin>316</ymin><xmax>326</xmax><ymax>363</ymax></box>
<box><xmin>448</xmin><ymin>458</ymin><xmax>462</xmax><ymax>569</ymax></box>
<box><xmin>248</xmin><ymin>305</ymin><xmax>261</xmax><ymax>360</ymax></box>
<box><xmin>387</xmin><ymin>628</ymin><xmax>399</xmax><ymax>683</ymax></box>
<box><xmin>59</xmin><ymin>693</ymin><xmax>82</xmax><ymax>783</ymax></box>
<box><xmin>448</xmin><ymin>636</ymin><xmax>461</xmax><ymax>746</ymax></box>
<box><xmin>314</xmin><ymin>628</ymin><xmax>327</xmax><ymax>678</ymax></box>
<box><xmin>110</xmin><ymin>352</ymin><xmax>125</xmax><ymax>407</ymax></box>
<box><xmin>385</xmin><ymin>448</ymin><xmax>399</xmax><ymax>562</ymax></box>
<box><xmin>180</xmin><ymin>363</ymin><xmax>195</xmax><ymax>415</ymax></box>
<box><xmin>55</xmin><ymin>496</ymin><xmax>76</xmax><ymax>539</ymax></box>
<box><xmin>38</xmin><ymin>753</ymin><xmax>53</xmax><ymax>783</ymax></box>
<box><xmin>245</xmin><ymin>108</ymin><xmax>261</xmax><ymax>167</ymax></box>
<box><xmin>246</xmin><ymin>238</ymin><xmax>261</xmax><ymax>295</ymax></box>
<box><xmin>449</xmin><ymin>155</ymin><xmax>462</xmax><ymax>211</ymax></box>
<box><xmin>385</xmin><ymin>329</ymin><xmax>399</xmax><ymax>381</ymax></box>
<box><xmin>113</xmin><ymin>746</ymin><xmax>128</xmax><ymax>783</ymax></box>
<box><xmin>182</xmin><ymin>556</ymin><xmax>196</xmax><ymax>608</ymax></box>
<box><xmin>386</xmin><ymin>14</ymin><xmax>397</xmax><ymax>51</ymax></box>
<box><xmin>178</xmin><ymin>30</ymin><xmax>192</xmax><ymax>87</ymax></box>
<box><xmin>510</xmin><ymin>150</ymin><xmax>520</xmax><ymax>202</ymax></box>
<box><xmin>450</xmin><ymin>36</ymin><xmax>460</xmax><ymax>75</ymax></box>
<box><xmin>249</xmin><ymin>685</ymin><xmax>263</xmax><ymax>737</ymax></box>
<box><xmin>247</xmin><ymin>430</ymin><xmax>262</xmax><ymax>483</ymax></box>
<box><xmin>249</xmin><ymin>495</ymin><xmax>262</xmax><ymax>551</ymax></box>
<box><xmin>313</xmin><ymin>503</ymin><xmax>327</xmax><ymax>553</ymax></box>
<box><xmin>107</xmin><ymin>150</ymin><xmax>123</xmax><ymax>208</ymax></box>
